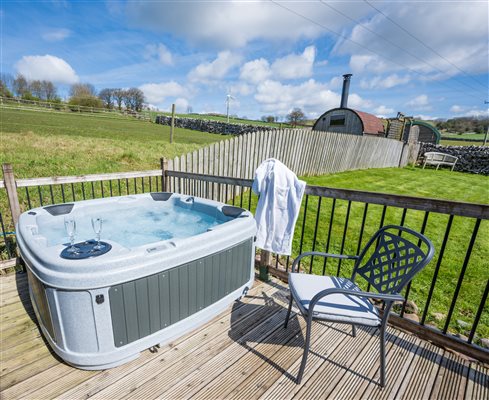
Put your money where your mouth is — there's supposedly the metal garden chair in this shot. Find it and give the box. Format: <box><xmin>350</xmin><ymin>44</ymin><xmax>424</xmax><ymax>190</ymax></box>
<box><xmin>284</xmin><ymin>225</ymin><xmax>435</xmax><ymax>386</ymax></box>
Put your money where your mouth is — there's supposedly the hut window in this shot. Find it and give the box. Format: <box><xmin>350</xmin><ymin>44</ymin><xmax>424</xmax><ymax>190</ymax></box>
<box><xmin>330</xmin><ymin>115</ymin><xmax>345</xmax><ymax>126</ymax></box>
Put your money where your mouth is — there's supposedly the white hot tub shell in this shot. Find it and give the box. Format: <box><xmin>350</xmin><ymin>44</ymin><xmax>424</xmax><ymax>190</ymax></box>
<box><xmin>16</xmin><ymin>192</ymin><xmax>257</xmax><ymax>369</ymax></box>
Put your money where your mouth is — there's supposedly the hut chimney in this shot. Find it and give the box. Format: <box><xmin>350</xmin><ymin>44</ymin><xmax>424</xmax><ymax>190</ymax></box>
<box><xmin>340</xmin><ymin>74</ymin><xmax>353</xmax><ymax>108</ymax></box>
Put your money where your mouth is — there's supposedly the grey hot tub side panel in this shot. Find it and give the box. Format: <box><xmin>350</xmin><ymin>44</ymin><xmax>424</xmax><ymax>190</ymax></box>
<box><xmin>27</xmin><ymin>269</ymin><xmax>56</xmax><ymax>342</ymax></box>
<box><xmin>109</xmin><ymin>238</ymin><xmax>253</xmax><ymax>348</ymax></box>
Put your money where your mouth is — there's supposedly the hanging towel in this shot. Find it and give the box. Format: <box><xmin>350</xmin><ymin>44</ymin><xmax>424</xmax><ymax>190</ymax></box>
<box><xmin>252</xmin><ymin>158</ymin><xmax>306</xmax><ymax>255</ymax></box>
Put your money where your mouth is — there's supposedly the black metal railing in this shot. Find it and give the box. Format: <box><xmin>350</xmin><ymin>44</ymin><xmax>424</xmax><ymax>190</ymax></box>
<box><xmin>165</xmin><ymin>170</ymin><xmax>489</xmax><ymax>361</ymax></box>
<box><xmin>0</xmin><ymin>167</ymin><xmax>487</xmax><ymax>362</ymax></box>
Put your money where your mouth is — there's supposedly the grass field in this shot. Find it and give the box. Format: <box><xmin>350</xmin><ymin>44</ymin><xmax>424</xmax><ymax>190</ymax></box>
<box><xmin>441</xmin><ymin>132</ymin><xmax>487</xmax><ymax>140</ymax></box>
<box><xmin>0</xmin><ymin>108</ymin><xmax>222</xmax><ymax>178</ymax></box>
<box><xmin>151</xmin><ymin>111</ymin><xmax>292</xmax><ymax>128</ymax></box>
<box><xmin>1</xmin><ymin>108</ymin><xmax>488</xmax><ymax>340</ymax></box>
<box><xmin>244</xmin><ymin>167</ymin><xmax>488</xmax><ymax>340</ymax></box>
<box><xmin>440</xmin><ymin>140</ymin><xmax>487</xmax><ymax>146</ymax></box>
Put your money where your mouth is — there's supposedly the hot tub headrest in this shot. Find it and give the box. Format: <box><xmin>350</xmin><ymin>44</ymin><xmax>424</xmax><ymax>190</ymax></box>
<box><xmin>44</xmin><ymin>203</ymin><xmax>74</xmax><ymax>216</ymax></box>
<box><xmin>150</xmin><ymin>192</ymin><xmax>173</xmax><ymax>201</ymax></box>
<box><xmin>222</xmin><ymin>206</ymin><xmax>247</xmax><ymax>218</ymax></box>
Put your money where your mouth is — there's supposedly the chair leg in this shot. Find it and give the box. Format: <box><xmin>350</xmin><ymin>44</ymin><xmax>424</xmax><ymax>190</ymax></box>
<box><xmin>379</xmin><ymin>325</ymin><xmax>386</xmax><ymax>387</ymax></box>
<box><xmin>284</xmin><ymin>295</ymin><xmax>294</xmax><ymax>329</ymax></box>
<box><xmin>297</xmin><ymin>318</ymin><xmax>312</xmax><ymax>384</ymax></box>
<box><xmin>351</xmin><ymin>324</ymin><xmax>357</xmax><ymax>337</ymax></box>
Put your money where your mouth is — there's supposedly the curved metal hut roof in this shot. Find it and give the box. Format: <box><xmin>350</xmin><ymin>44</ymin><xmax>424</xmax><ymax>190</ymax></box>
<box><xmin>409</xmin><ymin>120</ymin><xmax>442</xmax><ymax>144</ymax></box>
<box><xmin>313</xmin><ymin>107</ymin><xmax>385</xmax><ymax>135</ymax></box>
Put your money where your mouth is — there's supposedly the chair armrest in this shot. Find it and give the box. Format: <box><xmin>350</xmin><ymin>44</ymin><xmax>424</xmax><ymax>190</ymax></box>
<box><xmin>290</xmin><ymin>251</ymin><xmax>359</xmax><ymax>273</ymax></box>
<box><xmin>308</xmin><ymin>288</ymin><xmax>404</xmax><ymax>315</ymax></box>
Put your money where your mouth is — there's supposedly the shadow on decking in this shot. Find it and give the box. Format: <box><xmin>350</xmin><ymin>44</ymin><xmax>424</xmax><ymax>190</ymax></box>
<box><xmin>228</xmin><ymin>285</ymin><xmax>479</xmax><ymax>387</ymax></box>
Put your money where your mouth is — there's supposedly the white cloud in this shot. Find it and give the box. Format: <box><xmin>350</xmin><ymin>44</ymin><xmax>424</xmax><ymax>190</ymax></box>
<box><xmin>15</xmin><ymin>55</ymin><xmax>79</xmax><ymax>84</ymax></box>
<box><xmin>41</xmin><ymin>28</ymin><xmax>71</xmax><ymax>42</ymax></box>
<box><xmin>461</xmin><ymin>108</ymin><xmax>489</xmax><ymax>118</ymax></box>
<box><xmin>406</xmin><ymin>94</ymin><xmax>432</xmax><ymax>111</ymax></box>
<box><xmin>450</xmin><ymin>105</ymin><xmax>464</xmax><ymax>113</ymax></box>
<box><xmin>347</xmin><ymin>93</ymin><xmax>374</xmax><ymax>110</ymax></box>
<box><xmin>188</xmin><ymin>51</ymin><xmax>242</xmax><ymax>83</ymax></box>
<box><xmin>126</xmin><ymin>2</ymin><xmax>348</xmax><ymax>48</ymax></box>
<box><xmin>254</xmin><ymin>79</ymin><xmax>341</xmax><ymax>117</ymax></box>
<box><xmin>270</xmin><ymin>46</ymin><xmax>316</xmax><ymax>80</ymax></box>
<box><xmin>174</xmin><ymin>98</ymin><xmax>189</xmax><ymax>113</ymax></box>
<box><xmin>240</xmin><ymin>58</ymin><xmax>271</xmax><ymax>84</ymax></box>
<box><xmin>360</xmin><ymin>74</ymin><xmax>411</xmax><ymax>90</ymax></box>
<box><xmin>139</xmin><ymin>81</ymin><xmax>188</xmax><ymax>105</ymax></box>
<box><xmin>414</xmin><ymin>114</ymin><xmax>438</xmax><ymax>120</ymax></box>
<box><xmin>230</xmin><ymin>82</ymin><xmax>254</xmax><ymax>97</ymax></box>
<box><xmin>240</xmin><ymin>46</ymin><xmax>316</xmax><ymax>86</ymax></box>
<box><xmin>144</xmin><ymin>43</ymin><xmax>173</xmax><ymax>65</ymax></box>
<box><xmin>374</xmin><ymin>105</ymin><xmax>395</xmax><ymax>117</ymax></box>
<box><xmin>340</xmin><ymin>2</ymin><xmax>489</xmax><ymax>78</ymax></box>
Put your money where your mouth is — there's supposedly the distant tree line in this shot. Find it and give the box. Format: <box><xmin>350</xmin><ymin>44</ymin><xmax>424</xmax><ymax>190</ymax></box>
<box><xmin>97</xmin><ymin>87</ymin><xmax>145</xmax><ymax>112</ymax></box>
<box><xmin>434</xmin><ymin>117</ymin><xmax>488</xmax><ymax>134</ymax></box>
<box><xmin>1</xmin><ymin>73</ymin><xmax>59</xmax><ymax>102</ymax></box>
<box><xmin>0</xmin><ymin>73</ymin><xmax>146</xmax><ymax>113</ymax></box>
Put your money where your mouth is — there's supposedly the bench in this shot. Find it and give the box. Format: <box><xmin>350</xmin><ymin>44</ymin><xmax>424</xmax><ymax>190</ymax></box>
<box><xmin>422</xmin><ymin>152</ymin><xmax>458</xmax><ymax>171</ymax></box>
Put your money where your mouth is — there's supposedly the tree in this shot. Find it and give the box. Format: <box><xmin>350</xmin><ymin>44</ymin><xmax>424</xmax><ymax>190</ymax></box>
<box><xmin>69</xmin><ymin>82</ymin><xmax>102</xmax><ymax>110</ymax></box>
<box><xmin>287</xmin><ymin>107</ymin><xmax>306</xmax><ymax>127</ymax></box>
<box><xmin>29</xmin><ymin>80</ymin><xmax>43</xmax><ymax>99</ymax></box>
<box><xmin>41</xmin><ymin>81</ymin><xmax>57</xmax><ymax>101</ymax></box>
<box><xmin>0</xmin><ymin>73</ymin><xmax>14</xmax><ymax>97</ymax></box>
<box><xmin>113</xmin><ymin>89</ymin><xmax>125</xmax><ymax>110</ymax></box>
<box><xmin>69</xmin><ymin>83</ymin><xmax>96</xmax><ymax>98</ymax></box>
<box><xmin>123</xmin><ymin>88</ymin><xmax>145</xmax><ymax>111</ymax></box>
<box><xmin>261</xmin><ymin>115</ymin><xmax>276</xmax><ymax>123</ymax></box>
<box><xmin>13</xmin><ymin>74</ymin><xmax>29</xmax><ymax>97</ymax></box>
<box><xmin>98</xmin><ymin>88</ymin><xmax>115</xmax><ymax>109</ymax></box>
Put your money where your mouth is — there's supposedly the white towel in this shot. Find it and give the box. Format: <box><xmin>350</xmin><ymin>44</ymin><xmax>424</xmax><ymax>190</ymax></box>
<box><xmin>252</xmin><ymin>159</ymin><xmax>306</xmax><ymax>255</ymax></box>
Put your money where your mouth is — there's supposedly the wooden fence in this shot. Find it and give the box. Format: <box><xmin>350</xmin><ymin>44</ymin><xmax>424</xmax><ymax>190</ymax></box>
<box><xmin>166</xmin><ymin>129</ymin><xmax>410</xmax><ymax>186</ymax></box>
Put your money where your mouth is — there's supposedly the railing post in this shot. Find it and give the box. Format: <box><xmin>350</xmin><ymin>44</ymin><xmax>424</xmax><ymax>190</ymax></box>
<box><xmin>259</xmin><ymin>249</ymin><xmax>271</xmax><ymax>281</ymax></box>
<box><xmin>2</xmin><ymin>163</ymin><xmax>21</xmax><ymax>226</ymax></box>
<box><xmin>160</xmin><ymin>157</ymin><xmax>168</xmax><ymax>192</ymax></box>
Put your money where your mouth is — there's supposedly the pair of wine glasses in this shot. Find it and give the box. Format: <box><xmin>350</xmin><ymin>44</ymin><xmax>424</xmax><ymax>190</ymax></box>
<box><xmin>64</xmin><ymin>216</ymin><xmax>104</xmax><ymax>254</ymax></box>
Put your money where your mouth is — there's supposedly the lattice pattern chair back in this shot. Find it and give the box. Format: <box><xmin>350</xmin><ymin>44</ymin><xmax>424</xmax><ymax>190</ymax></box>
<box><xmin>353</xmin><ymin>225</ymin><xmax>434</xmax><ymax>294</ymax></box>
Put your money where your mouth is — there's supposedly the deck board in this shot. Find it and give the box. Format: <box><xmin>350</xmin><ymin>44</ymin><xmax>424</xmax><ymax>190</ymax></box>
<box><xmin>0</xmin><ymin>272</ymin><xmax>487</xmax><ymax>400</ymax></box>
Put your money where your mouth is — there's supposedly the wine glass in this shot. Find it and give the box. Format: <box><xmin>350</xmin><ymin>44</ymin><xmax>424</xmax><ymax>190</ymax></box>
<box><xmin>91</xmin><ymin>217</ymin><xmax>104</xmax><ymax>251</ymax></box>
<box><xmin>64</xmin><ymin>216</ymin><xmax>78</xmax><ymax>254</ymax></box>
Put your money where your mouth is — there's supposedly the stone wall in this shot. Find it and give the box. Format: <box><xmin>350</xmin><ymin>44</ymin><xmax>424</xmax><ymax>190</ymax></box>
<box><xmin>418</xmin><ymin>143</ymin><xmax>489</xmax><ymax>175</ymax></box>
<box><xmin>155</xmin><ymin>115</ymin><xmax>277</xmax><ymax>135</ymax></box>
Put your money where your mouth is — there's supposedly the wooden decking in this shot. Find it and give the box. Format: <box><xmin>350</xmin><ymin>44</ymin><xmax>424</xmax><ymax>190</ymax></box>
<box><xmin>1</xmin><ymin>272</ymin><xmax>487</xmax><ymax>399</ymax></box>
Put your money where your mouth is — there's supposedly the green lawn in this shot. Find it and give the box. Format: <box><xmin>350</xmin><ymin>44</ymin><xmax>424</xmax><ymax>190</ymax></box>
<box><xmin>247</xmin><ymin>167</ymin><xmax>489</xmax><ymax>341</ymax></box>
<box><xmin>0</xmin><ymin>108</ymin><xmax>222</xmax><ymax>178</ymax></box>
<box><xmin>441</xmin><ymin>132</ymin><xmax>486</xmax><ymax>140</ymax></box>
<box><xmin>153</xmin><ymin>111</ymin><xmax>291</xmax><ymax>129</ymax></box>
<box><xmin>440</xmin><ymin>140</ymin><xmax>487</xmax><ymax>146</ymax></box>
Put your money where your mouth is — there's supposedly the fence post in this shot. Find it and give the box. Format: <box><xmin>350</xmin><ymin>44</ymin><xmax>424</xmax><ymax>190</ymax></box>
<box><xmin>170</xmin><ymin>103</ymin><xmax>175</xmax><ymax>144</ymax></box>
<box><xmin>259</xmin><ymin>249</ymin><xmax>271</xmax><ymax>281</ymax></box>
<box><xmin>160</xmin><ymin>157</ymin><xmax>168</xmax><ymax>192</ymax></box>
<box><xmin>2</xmin><ymin>163</ymin><xmax>21</xmax><ymax>226</ymax></box>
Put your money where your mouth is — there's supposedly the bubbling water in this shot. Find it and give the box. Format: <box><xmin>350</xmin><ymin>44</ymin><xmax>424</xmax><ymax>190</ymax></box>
<box><xmin>37</xmin><ymin>202</ymin><xmax>225</xmax><ymax>248</ymax></box>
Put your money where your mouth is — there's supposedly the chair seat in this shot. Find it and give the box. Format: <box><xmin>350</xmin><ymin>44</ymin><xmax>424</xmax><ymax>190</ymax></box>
<box><xmin>289</xmin><ymin>274</ymin><xmax>381</xmax><ymax>327</ymax></box>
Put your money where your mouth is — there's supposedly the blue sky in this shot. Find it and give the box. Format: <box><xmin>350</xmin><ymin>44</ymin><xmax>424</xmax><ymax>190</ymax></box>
<box><xmin>2</xmin><ymin>0</ymin><xmax>488</xmax><ymax>120</ymax></box>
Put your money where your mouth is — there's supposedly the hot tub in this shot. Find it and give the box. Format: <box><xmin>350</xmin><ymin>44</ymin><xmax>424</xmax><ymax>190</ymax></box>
<box><xmin>16</xmin><ymin>192</ymin><xmax>256</xmax><ymax>370</ymax></box>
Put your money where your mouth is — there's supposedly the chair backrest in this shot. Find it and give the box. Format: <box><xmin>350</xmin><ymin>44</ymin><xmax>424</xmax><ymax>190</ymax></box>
<box><xmin>353</xmin><ymin>225</ymin><xmax>435</xmax><ymax>295</ymax></box>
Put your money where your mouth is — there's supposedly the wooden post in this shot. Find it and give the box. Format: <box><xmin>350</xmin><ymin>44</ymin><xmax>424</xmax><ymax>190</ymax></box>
<box><xmin>259</xmin><ymin>249</ymin><xmax>271</xmax><ymax>281</ymax></box>
<box><xmin>2</xmin><ymin>163</ymin><xmax>21</xmax><ymax>226</ymax></box>
<box><xmin>160</xmin><ymin>158</ymin><xmax>168</xmax><ymax>192</ymax></box>
<box><xmin>170</xmin><ymin>103</ymin><xmax>175</xmax><ymax>144</ymax></box>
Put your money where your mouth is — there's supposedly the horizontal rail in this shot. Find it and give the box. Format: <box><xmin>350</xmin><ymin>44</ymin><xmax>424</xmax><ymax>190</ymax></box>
<box><xmin>13</xmin><ymin>170</ymin><xmax>163</xmax><ymax>188</ymax></box>
<box><xmin>166</xmin><ymin>170</ymin><xmax>254</xmax><ymax>187</ymax></box>
<box><xmin>165</xmin><ymin>171</ymin><xmax>489</xmax><ymax>219</ymax></box>
<box><xmin>305</xmin><ymin>185</ymin><xmax>489</xmax><ymax>219</ymax></box>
